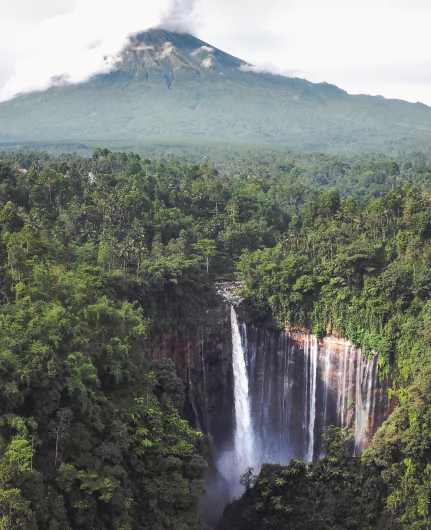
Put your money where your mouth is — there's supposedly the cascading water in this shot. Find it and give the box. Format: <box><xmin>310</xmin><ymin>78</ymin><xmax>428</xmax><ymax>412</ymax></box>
<box><xmin>323</xmin><ymin>337</ymin><xmax>332</xmax><ymax>426</ymax></box>
<box><xmin>230</xmin><ymin>306</ymin><xmax>254</xmax><ymax>478</ymax></box>
<box><xmin>306</xmin><ymin>336</ymin><xmax>318</xmax><ymax>462</ymax></box>
<box><xmin>337</xmin><ymin>341</ymin><xmax>349</xmax><ymax>426</ymax></box>
<box><xmin>217</xmin><ymin>311</ymin><xmax>386</xmax><ymax>499</ymax></box>
<box><xmin>354</xmin><ymin>353</ymin><xmax>377</xmax><ymax>454</ymax></box>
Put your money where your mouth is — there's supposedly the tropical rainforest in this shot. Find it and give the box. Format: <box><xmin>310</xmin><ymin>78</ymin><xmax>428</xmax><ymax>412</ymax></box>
<box><xmin>1</xmin><ymin>148</ymin><xmax>431</xmax><ymax>528</ymax></box>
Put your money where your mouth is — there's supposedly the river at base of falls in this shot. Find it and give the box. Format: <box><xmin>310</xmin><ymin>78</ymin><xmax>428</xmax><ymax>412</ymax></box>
<box><xmin>219</xmin><ymin>307</ymin><xmax>384</xmax><ymax>498</ymax></box>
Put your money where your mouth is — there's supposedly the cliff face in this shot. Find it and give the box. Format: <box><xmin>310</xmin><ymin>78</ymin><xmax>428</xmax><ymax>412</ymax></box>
<box><xmin>149</xmin><ymin>301</ymin><xmax>393</xmax><ymax>526</ymax></box>
<box><xmin>149</xmin><ymin>303</ymin><xmax>235</xmax><ymax>527</ymax></box>
<box><xmin>149</xmin><ymin>302</ymin><xmax>235</xmax><ymax>450</ymax></box>
<box><xmin>242</xmin><ymin>328</ymin><xmax>389</xmax><ymax>466</ymax></box>
<box><xmin>149</xmin><ymin>301</ymin><xmax>390</xmax><ymax>500</ymax></box>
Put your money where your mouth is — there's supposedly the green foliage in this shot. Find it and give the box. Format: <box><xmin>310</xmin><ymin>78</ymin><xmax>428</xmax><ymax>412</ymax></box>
<box><xmin>238</xmin><ymin>181</ymin><xmax>431</xmax><ymax>385</ymax></box>
<box><xmin>219</xmin><ymin>428</ymin><xmax>383</xmax><ymax>529</ymax></box>
<box><xmin>0</xmin><ymin>152</ymin><xmax>225</xmax><ymax>527</ymax></box>
<box><xmin>239</xmin><ymin>467</ymin><xmax>256</xmax><ymax>492</ymax></box>
<box><xmin>0</xmin><ymin>262</ymin><xmax>207</xmax><ymax>527</ymax></box>
<box><xmin>192</xmin><ymin>239</ymin><xmax>217</xmax><ymax>273</ymax></box>
<box><xmin>2</xmin><ymin>147</ymin><xmax>431</xmax><ymax>528</ymax></box>
<box><xmin>364</xmin><ymin>366</ymin><xmax>431</xmax><ymax>529</ymax></box>
<box><xmin>221</xmin><ymin>160</ymin><xmax>431</xmax><ymax>528</ymax></box>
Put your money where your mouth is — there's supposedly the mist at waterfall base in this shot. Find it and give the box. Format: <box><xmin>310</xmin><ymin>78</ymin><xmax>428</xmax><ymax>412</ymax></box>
<box><xmin>216</xmin><ymin>306</ymin><xmax>385</xmax><ymax>500</ymax></box>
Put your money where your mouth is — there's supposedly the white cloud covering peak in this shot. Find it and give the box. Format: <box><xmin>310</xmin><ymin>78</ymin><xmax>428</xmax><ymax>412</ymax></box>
<box><xmin>1</xmin><ymin>0</ymin><xmax>431</xmax><ymax>105</ymax></box>
<box><xmin>0</xmin><ymin>0</ymin><xmax>196</xmax><ymax>101</ymax></box>
<box><xmin>160</xmin><ymin>0</ymin><xmax>198</xmax><ymax>33</ymax></box>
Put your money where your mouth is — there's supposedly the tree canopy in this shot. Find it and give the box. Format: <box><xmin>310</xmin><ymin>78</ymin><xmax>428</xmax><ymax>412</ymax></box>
<box><xmin>1</xmin><ymin>149</ymin><xmax>431</xmax><ymax>528</ymax></box>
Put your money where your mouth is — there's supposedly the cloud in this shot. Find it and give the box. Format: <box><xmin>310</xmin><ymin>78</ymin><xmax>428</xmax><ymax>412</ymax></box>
<box><xmin>239</xmin><ymin>63</ymin><xmax>300</xmax><ymax>78</ymax></box>
<box><xmin>0</xmin><ymin>0</ymin><xmax>196</xmax><ymax>102</ymax></box>
<box><xmin>159</xmin><ymin>0</ymin><xmax>197</xmax><ymax>33</ymax></box>
<box><xmin>192</xmin><ymin>44</ymin><xmax>214</xmax><ymax>69</ymax></box>
<box><xmin>134</xmin><ymin>44</ymin><xmax>155</xmax><ymax>52</ymax></box>
<box><xmin>191</xmin><ymin>45</ymin><xmax>214</xmax><ymax>56</ymax></box>
<box><xmin>159</xmin><ymin>43</ymin><xmax>176</xmax><ymax>59</ymax></box>
<box><xmin>1</xmin><ymin>0</ymin><xmax>77</xmax><ymax>23</ymax></box>
<box><xmin>194</xmin><ymin>0</ymin><xmax>431</xmax><ymax>105</ymax></box>
<box><xmin>1</xmin><ymin>0</ymin><xmax>431</xmax><ymax>105</ymax></box>
<box><xmin>201</xmin><ymin>57</ymin><xmax>213</xmax><ymax>69</ymax></box>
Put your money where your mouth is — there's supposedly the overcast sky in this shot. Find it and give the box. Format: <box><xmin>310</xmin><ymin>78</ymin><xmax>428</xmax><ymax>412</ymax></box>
<box><xmin>1</xmin><ymin>0</ymin><xmax>431</xmax><ymax>105</ymax></box>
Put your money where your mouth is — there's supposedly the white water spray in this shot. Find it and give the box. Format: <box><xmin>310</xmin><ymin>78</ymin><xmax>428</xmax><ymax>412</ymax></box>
<box><xmin>354</xmin><ymin>352</ymin><xmax>377</xmax><ymax>454</ymax></box>
<box><xmin>338</xmin><ymin>341</ymin><xmax>349</xmax><ymax>426</ymax></box>
<box><xmin>303</xmin><ymin>335</ymin><xmax>309</xmax><ymax>454</ymax></box>
<box><xmin>218</xmin><ymin>310</ymin><xmax>383</xmax><ymax>495</ymax></box>
<box><xmin>306</xmin><ymin>335</ymin><xmax>318</xmax><ymax>462</ymax></box>
<box><xmin>322</xmin><ymin>337</ymin><xmax>332</xmax><ymax>428</ymax></box>
<box><xmin>230</xmin><ymin>306</ymin><xmax>254</xmax><ymax>477</ymax></box>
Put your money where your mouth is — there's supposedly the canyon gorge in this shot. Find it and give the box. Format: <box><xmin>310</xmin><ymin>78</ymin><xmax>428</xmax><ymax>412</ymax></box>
<box><xmin>150</xmin><ymin>288</ymin><xmax>390</xmax><ymax>520</ymax></box>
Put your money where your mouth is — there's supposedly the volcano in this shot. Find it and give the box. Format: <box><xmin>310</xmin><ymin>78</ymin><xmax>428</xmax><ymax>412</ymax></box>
<box><xmin>1</xmin><ymin>29</ymin><xmax>431</xmax><ymax>152</ymax></box>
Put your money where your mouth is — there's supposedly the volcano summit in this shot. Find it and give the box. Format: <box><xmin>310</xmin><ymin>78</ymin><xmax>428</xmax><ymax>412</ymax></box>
<box><xmin>1</xmin><ymin>29</ymin><xmax>431</xmax><ymax>152</ymax></box>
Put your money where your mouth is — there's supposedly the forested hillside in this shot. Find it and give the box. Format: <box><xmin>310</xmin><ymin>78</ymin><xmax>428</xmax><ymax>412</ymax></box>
<box><xmin>1</xmin><ymin>149</ymin><xmax>431</xmax><ymax>528</ymax></box>
<box><xmin>221</xmin><ymin>172</ymin><xmax>431</xmax><ymax>529</ymax></box>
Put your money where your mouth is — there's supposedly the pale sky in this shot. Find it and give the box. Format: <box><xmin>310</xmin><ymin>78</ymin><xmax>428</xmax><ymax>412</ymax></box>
<box><xmin>1</xmin><ymin>0</ymin><xmax>431</xmax><ymax>105</ymax></box>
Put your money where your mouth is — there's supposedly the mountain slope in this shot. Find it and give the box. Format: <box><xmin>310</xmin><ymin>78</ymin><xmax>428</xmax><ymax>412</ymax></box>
<box><xmin>1</xmin><ymin>29</ymin><xmax>431</xmax><ymax>153</ymax></box>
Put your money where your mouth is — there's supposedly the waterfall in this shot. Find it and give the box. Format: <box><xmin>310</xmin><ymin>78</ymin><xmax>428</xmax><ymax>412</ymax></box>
<box><xmin>354</xmin><ymin>353</ymin><xmax>378</xmax><ymax>454</ymax></box>
<box><xmin>283</xmin><ymin>335</ymin><xmax>294</xmax><ymax>448</ymax></box>
<box><xmin>230</xmin><ymin>306</ymin><xmax>254</xmax><ymax>477</ymax></box>
<box><xmin>354</xmin><ymin>348</ymin><xmax>363</xmax><ymax>454</ymax></box>
<box><xmin>323</xmin><ymin>337</ymin><xmax>332</xmax><ymax>429</ymax></box>
<box><xmin>245</xmin><ymin>330</ymin><xmax>382</xmax><ymax>465</ymax></box>
<box><xmin>338</xmin><ymin>341</ymin><xmax>349</xmax><ymax>426</ymax></box>
<box><xmin>306</xmin><ymin>336</ymin><xmax>318</xmax><ymax>463</ymax></box>
<box><xmin>371</xmin><ymin>357</ymin><xmax>379</xmax><ymax>432</ymax></box>
<box><xmin>216</xmin><ymin>315</ymin><xmax>385</xmax><ymax>497</ymax></box>
<box><xmin>303</xmin><ymin>335</ymin><xmax>309</xmax><ymax>456</ymax></box>
<box><xmin>241</xmin><ymin>323</ymin><xmax>249</xmax><ymax>369</ymax></box>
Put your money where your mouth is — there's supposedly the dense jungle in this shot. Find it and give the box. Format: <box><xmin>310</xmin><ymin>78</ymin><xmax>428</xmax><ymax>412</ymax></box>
<box><xmin>1</xmin><ymin>148</ymin><xmax>431</xmax><ymax>529</ymax></box>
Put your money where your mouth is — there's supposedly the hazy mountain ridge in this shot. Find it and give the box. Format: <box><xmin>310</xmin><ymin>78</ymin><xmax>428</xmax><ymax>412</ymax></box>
<box><xmin>1</xmin><ymin>29</ymin><xmax>431</xmax><ymax>152</ymax></box>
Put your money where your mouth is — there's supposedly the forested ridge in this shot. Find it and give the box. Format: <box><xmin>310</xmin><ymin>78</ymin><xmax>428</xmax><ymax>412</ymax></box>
<box><xmin>1</xmin><ymin>149</ymin><xmax>431</xmax><ymax>528</ymax></box>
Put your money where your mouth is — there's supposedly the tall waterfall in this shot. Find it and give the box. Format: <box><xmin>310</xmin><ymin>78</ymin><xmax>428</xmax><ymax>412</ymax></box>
<box><xmin>305</xmin><ymin>336</ymin><xmax>318</xmax><ymax>462</ymax></box>
<box><xmin>240</xmin><ymin>327</ymin><xmax>382</xmax><ymax>466</ymax></box>
<box><xmin>218</xmin><ymin>316</ymin><xmax>385</xmax><ymax>497</ymax></box>
<box><xmin>230</xmin><ymin>306</ymin><xmax>254</xmax><ymax>477</ymax></box>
